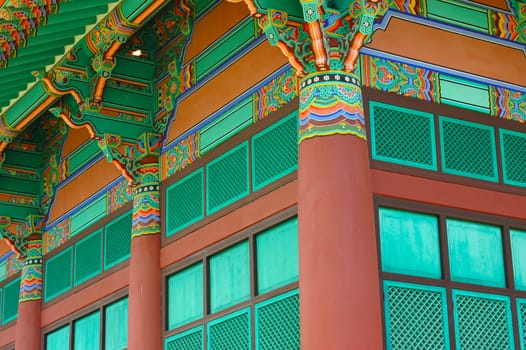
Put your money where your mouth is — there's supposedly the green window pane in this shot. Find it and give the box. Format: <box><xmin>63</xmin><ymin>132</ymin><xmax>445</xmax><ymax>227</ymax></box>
<box><xmin>256</xmin><ymin>218</ymin><xmax>299</xmax><ymax>294</ymax></box>
<box><xmin>46</xmin><ymin>325</ymin><xmax>70</xmax><ymax>350</ymax></box>
<box><xmin>167</xmin><ymin>263</ymin><xmax>204</xmax><ymax>330</ymax></box>
<box><xmin>511</xmin><ymin>229</ymin><xmax>526</xmax><ymax>291</ymax></box>
<box><xmin>447</xmin><ymin>219</ymin><xmax>505</xmax><ymax>287</ymax></box>
<box><xmin>74</xmin><ymin>229</ymin><xmax>103</xmax><ymax>286</ymax></box>
<box><xmin>2</xmin><ymin>278</ymin><xmax>20</xmax><ymax>324</ymax></box>
<box><xmin>379</xmin><ymin>208</ymin><xmax>441</xmax><ymax>278</ymax></box>
<box><xmin>209</xmin><ymin>241</ymin><xmax>250</xmax><ymax>313</ymax></box>
<box><xmin>74</xmin><ymin>311</ymin><xmax>100</xmax><ymax>350</ymax></box>
<box><xmin>105</xmin><ymin>298</ymin><xmax>128</xmax><ymax>350</ymax></box>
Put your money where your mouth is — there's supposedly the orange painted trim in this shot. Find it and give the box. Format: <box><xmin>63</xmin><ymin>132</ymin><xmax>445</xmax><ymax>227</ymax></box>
<box><xmin>276</xmin><ymin>42</ymin><xmax>304</xmax><ymax>75</ymax></box>
<box><xmin>111</xmin><ymin>159</ymin><xmax>135</xmax><ymax>184</ymax></box>
<box><xmin>101</xmin><ymin>106</ymin><xmax>148</xmax><ymax>118</ymax></box>
<box><xmin>42</xmin><ymin>77</ymin><xmax>82</xmax><ymax>104</ymax></box>
<box><xmin>131</xmin><ymin>0</ymin><xmax>165</xmax><ymax>25</ymax></box>
<box><xmin>93</xmin><ymin>77</ymin><xmax>107</xmax><ymax>103</ymax></box>
<box><xmin>110</xmin><ymin>76</ymin><xmax>149</xmax><ymax>88</ymax></box>
<box><xmin>344</xmin><ymin>32</ymin><xmax>366</xmax><ymax>72</ymax></box>
<box><xmin>57</xmin><ymin>112</ymin><xmax>96</xmax><ymax>138</ymax></box>
<box><xmin>307</xmin><ymin>21</ymin><xmax>328</xmax><ymax>70</ymax></box>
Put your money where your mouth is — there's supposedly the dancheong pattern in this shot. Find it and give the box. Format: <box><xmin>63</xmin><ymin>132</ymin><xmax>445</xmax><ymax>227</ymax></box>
<box><xmin>132</xmin><ymin>164</ymin><xmax>161</xmax><ymax>238</ymax></box>
<box><xmin>254</xmin><ymin>68</ymin><xmax>297</xmax><ymax>121</ymax></box>
<box><xmin>20</xmin><ymin>240</ymin><xmax>43</xmax><ymax>302</ymax></box>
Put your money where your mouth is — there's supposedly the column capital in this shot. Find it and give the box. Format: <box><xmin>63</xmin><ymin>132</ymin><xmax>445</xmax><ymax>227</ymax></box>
<box><xmin>0</xmin><ymin>214</ymin><xmax>45</xmax><ymax>258</ymax></box>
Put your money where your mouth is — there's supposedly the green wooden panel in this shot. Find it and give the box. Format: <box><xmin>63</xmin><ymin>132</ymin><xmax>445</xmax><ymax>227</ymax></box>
<box><xmin>71</xmin><ymin>194</ymin><xmax>107</xmax><ymax>236</ymax></box>
<box><xmin>46</xmin><ymin>325</ymin><xmax>71</xmax><ymax>350</ymax></box>
<box><xmin>369</xmin><ymin>101</ymin><xmax>437</xmax><ymax>171</ymax></box>
<box><xmin>2</xmin><ymin>278</ymin><xmax>20</xmax><ymax>325</ymax></box>
<box><xmin>453</xmin><ymin>290</ymin><xmax>514</xmax><ymax>349</ymax></box>
<box><xmin>196</xmin><ymin>0</ymin><xmax>217</xmax><ymax>16</ymax></box>
<box><xmin>105</xmin><ymin>298</ymin><xmax>128</xmax><ymax>350</ymax></box>
<box><xmin>200</xmin><ymin>97</ymin><xmax>253</xmax><ymax>154</ymax></box>
<box><xmin>379</xmin><ymin>208</ymin><xmax>441</xmax><ymax>279</ymax></box>
<box><xmin>517</xmin><ymin>298</ymin><xmax>526</xmax><ymax>350</ymax></box>
<box><xmin>256</xmin><ymin>218</ymin><xmax>298</xmax><ymax>294</ymax></box>
<box><xmin>208</xmin><ymin>308</ymin><xmax>251</xmax><ymax>350</ymax></box>
<box><xmin>45</xmin><ymin>247</ymin><xmax>73</xmax><ymax>302</ymax></box>
<box><xmin>166</xmin><ymin>168</ymin><xmax>204</xmax><ymax>237</ymax></box>
<box><xmin>511</xmin><ymin>229</ymin><xmax>526</xmax><ymax>291</ymax></box>
<box><xmin>68</xmin><ymin>139</ymin><xmax>101</xmax><ymax>174</ymax></box>
<box><xmin>74</xmin><ymin>311</ymin><xmax>100</xmax><ymax>350</ymax></box>
<box><xmin>500</xmin><ymin>129</ymin><xmax>526</xmax><ymax>188</ymax></box>
<box><xmin>427</xmin><ymin>0</ymin><xmax>488</xmax><ymax>32</ymax></box>
<box><xmin>447</xmin><ymin>219</ymin><xmax>505</xmax><ymax>287</ymax></box>
<box><xmin>252</xmin><ymin>112</ymin><xmax>298</xmax><ymax>191</ymax></box>
<box><xmin>439</xmin><ymin>75</ymin><xmax>490</xmax><ymax>113</ymax></box>
<box><xmin>0</xmin><ymin>261</ymin><xmax>7</xmax><ymax>282</ymax></box>
<box><xmin>167</xmin><ymin>263</ymin><xmax>204</xmax><ymax>330</ymax></box>
<box><xmin>195</xmin><ymin>18</ymin><xmax>256</xmax><ymax>80</ymax></box>
<box><xmin>104</xmin><ymin>211</ymin><xmax>132</xmax><ymax>269</ymax></box>
<box><xmin>209</xmin><ymin>241</ymin><xmax>250</xmax><ymax>313</ymax></box>
<box><xmin>3</xmin><ymin>84</ymin><xmax>48</xmax><ymax>127</ymax></box>
<box><xmin>74</xmin><ymin>229</ymin><xmax>103</xmax><ymax>286</ymax></box>
<box><xmin>384</xmin><ymin>281</ymin><xmax>449</xmax><ymax>350</ymax></box>
<box><xmin>165</xmin><ymin>326</ymin><xmax>204</xmax><ymax>350</ymax></box>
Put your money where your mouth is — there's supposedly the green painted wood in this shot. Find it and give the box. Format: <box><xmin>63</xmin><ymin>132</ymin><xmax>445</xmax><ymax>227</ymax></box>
<box><xmin>45</xmin><ymin>325</ymin><xmax>70</xmax><ymax>350</ymax></box>
<box><xmin>195</xmin><ymin>18</ymin><xmax>257</xmax><ymax>80</ymax></box>
<box><xmin>0</xmin><ymin>202</ymin><xmax>39</xmax><ymax>222</ymax></box>
<box><xmin>113</xmin><ymin>55</ymin><xmax>155</xmax><ymax>82</ymax></box>
<box><xmin>120</xmin><ymin>0</ymin><xmax>153</xmax><ymax>22</ymax></box>
<box><xmin>379</xmin><ymin>208</ymin><xmax>441</xmax><ymax>279</ymax></box>
<box><xmin>253</xmin><ymin>0</ymin><xmax>303</xmax><ymax>20</ymax></box>
<box><xmin>209</xmin><ymin>241</ymin><xmax>250</xmax><ymax>313</ymax></box>
<box><xmin>68</xmin><ymin>140</ymin><xmax>101</xmax><ymax>174</ymax></box>
<box><xmin>0</xmin><ymin>261</ymin><xmax>6</xmax><ymax>282</ymax></box>
<box><xmin>447</xmin><ymin>219</ymin><xmax>505</xmax><ymax>287</ymax></box>
<box><xmin>74</xmin><ymin>229</ymin><xmax>103</xmax><ymax>286</ymax></box>
<box><xmin>500</xmin><ymin>129</ymin><xmax>526</xmax><ymax>188</ymax></box>
<box><xmin>104</xmin><ymin>211</ymin><xmax>132</xmax><ymax>270</ymax></box>
<box><xmin>0</xmin><ymin>177</ymin><xmax>40</xmax><ymax>196</ymax></box>
<box><xmin>165</xmin><ymin>326</ymin><xmax>204</xmax><ymax>350</ymax></box>
<box><xmin>200</xmin><ymin>97</ymin><xmax>253</xmax><ymax>154</ymax></box>
<box><xmin>1</xmin><ymin>277</ymin><xmax>20</xmax><ymax>325</ymax></box>
<box><xmin>74</xmin><ymin>311</ymin><xmax>101</xmax><ymax>350</ymax></box>
<box><xmin>71</xmin><ymin>194</ymin><xmax>107</xmax><ymax>237</ymax></box>
<box><xmin>196</xmin><ymin>0</ymin><xmax>217</xmax><ymax>16</ymax></box>
<box><xmin>105</xmin><ymin>298</ymin><xmax>128</xmax><ymax>350</ymax></box>
<box><xmin>167</xmin><ymin>263</ymin><xmax>204</xmax><ymax>330</ymax></box>
<box><xmin>3</xmin><ymin>84</ymin><xmax>48</xmax><ymax>127</ymax></box>
<box><xmin>439</xmin><ymin>75</ymin><xmax>490</xmax><ymax>113</ymax></box>
<box><xmin>511</xmin><ymin>229</ymin><xmax>526</xmax><ymax>291</ymax></box>
<box><xmin>45</xmin><ymin>247</ymin><xmax>73</xmax><ymax>302</ymax></box>
<box><xmin>427</xmin><ymin>0</ymin><xmax>489</xmax><ymax>32</ymax></box>
<box><xmin>208</xmin><ymin>307</ymin><xmax>251</xmax><ymax>350</ymax></box>
<box><xmin>256</xmin><ymin>218</ymin><xmax>299</xmax><ymax>294</ymax></box>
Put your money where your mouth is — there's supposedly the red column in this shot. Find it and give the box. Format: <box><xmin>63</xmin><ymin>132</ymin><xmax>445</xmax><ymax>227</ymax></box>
<box><xmin>16</xmin><ymin>300</ymin><xmax>41</xmax><ymax>349</ymax></box>
<box><xmin>298</xmin><ymin>71</ymin><xmax>383</xmax><ymax>349</ymax></box>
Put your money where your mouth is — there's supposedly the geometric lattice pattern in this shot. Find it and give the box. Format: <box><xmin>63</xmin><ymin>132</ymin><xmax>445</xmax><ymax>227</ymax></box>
<box><xmin>166</xmin><ymin>168</ymin><xmax>204</xmax><ymax>236</ymax></box>
<box><xmin>165</xmin><ymin>327</ymin><xmax>203</xmax><ymax>350</ymax></box>
<box><xmin>500</xmin><ymin>129</ymin><xmax>526</xmax><ymax>188</ymax></box>
<box><xmin>384</xmin><ymin>282</ymin><xmax>449</xmax><ymax>350</ymax></box>
<box><xmin>518</xmin><ymin>299</ymin><xmax>526</xmax><ymax>350</ymax></box>
<box><xmin>252</xmin><ymin>113</ymin><xmax>298</xmax><ymax>191</ymax></box>
<box><xmin>104</xmin><ymin>211</ymin><xmax>132</xmax><ymax>269</ymax></box>
<box><xmin>454</xmin><ymin>291</ymin><xmax>513</xmax><ymax>350</ymax></box>
<box><xmin>45</xmin><ymin>247</ymin><xmax>72</xmax><ymax>301</ymax></box>
<box><xmin>74</xmin><ymin>229</ymin><xmax>102</xmax><ymax>286</ymax></box>
<box><xmin>370</xmin><ymin>102</ymin><xmax>437</xmax><ymax>170</ymax></box>
<box><xmin>2</xmin><ymin>278</ymin><xmax>20</xmax><ymax>324</ymax></box>
<box><xmin>208</xmin><ymin>308</ymin><xmax>250</xmax><ymax>350</ymax></box>
<box><xmin>207</xmin><ymin>142</ymin><xmax>249</xmax><ymax>214</ymax></box>
<box><xmin>440</xmin><ymin>117</ymin><xmax>497</xmax><ymax>182</ymax></box>
<box><xmin>256</xmin><ymin>290</ymin><xmax>300</xmax><ymax>350</ymax></box>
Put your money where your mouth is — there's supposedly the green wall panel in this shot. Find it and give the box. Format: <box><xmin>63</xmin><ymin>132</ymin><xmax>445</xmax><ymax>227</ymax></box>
<box><xmin>45</xmin><ymin>247</ymin><xmax>73</xmax><ymax>302</ymax></box>
<box><xmin>71</xmin><ymin>194</ymin><xmax>107</xmax><ymax>237</ymax></box>
<box><xmin>74</xmin><ymin>229</ymin><xmax>103</xmax><ymax>286</ymax></box>
<box><xmin>379</xmin><ymin>208</ymin><xmax>441</xmax><ymax>279</ymax></box>
<box><xmin>167</xmin><ymin>263</ymin><xmax>204</xmax><ymax>330</ymax></box>
<box><xmin>511</xmin><ymin>229</ymin><xmax>526</xmax><ymax>291</ymax></box>
<box><xmin>427</xmin><ymin>0</ymin><xmax>488</xmax><ymax>32</ymax></box>
<box><xmin>209</xmin><ymin>241</ymin><xmax>250</xmax><ymax>313</ymax></box>
<box><xmin>68</xmin><ymin>139</ymin><xmax>101</xmax><ymax>174</ymax></box>
<box><xmin>256</xmin><ymin>218</ymin><xmax>299</xmax><ymax>294</ymax></box>
<box><xmin>46</xmin><ymin>325</ymin><xmax>70</xmax><ymax>350</ymax></box>
<box><xmin>500</xmin><ymin>129</ymin><xmax>526</xmax><ymax>188</ymax></box>
<box><xmin>165</xmin><ymin>326</ymin><xmax>204</xmax><ymax>350</ymax></box>
<box><xmin>104</xmin><ymin>211</ymin><xmax>132</xmax><ymax>269</ymax></box>
<box><xmin>74</xmin><ymin>311</ymin><xmax>100</xmax><ymax>350</ymax></box>
<box><xmin>105</xmin><ymin>298</ymin><xmax>128</xmax><ymax>350</ymax></box>
<box><xmin>447</xmin><ymin>219</ymin><xmax>505</xmax><ymax>287</ymax></box>
<box><xmin>208</xmin><ymin>308</ymin><xmax>251</xmax><ymax>350</ymax></box>
<box><xmin>439</xmin><ymin>75</ymin><xmax>490</xmax><ymax>113</ymax></box>
<box><xmin>517</xmin><ymin>298</ymin><xmax>526</xmax><ymax>350</ymax></box>
<box><xmin>2</xmin><ymin>277</ymin><xmax>20</xmax><ymax>325</ymax></box>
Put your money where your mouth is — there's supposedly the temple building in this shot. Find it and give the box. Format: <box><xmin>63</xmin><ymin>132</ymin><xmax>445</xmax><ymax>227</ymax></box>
<box><xmin>0</xmin><ymin>0</ymin><xmax>524</xmax><ymax>349</ymax></box>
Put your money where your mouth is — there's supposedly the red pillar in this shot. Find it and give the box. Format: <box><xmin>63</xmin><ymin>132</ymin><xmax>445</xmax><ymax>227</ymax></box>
<box><xmin>15</xmin><ymin>300</ymin><xmax>41</xmax><ymax>349</ymax></box>
<box><xmin>298</xmin><ymin>71</ymin><xmax>383</xmax><ymax>349</ymax></box>
<box><xmin>128</xmin><ymin>158</ymin><xmax>162</xmax><ymax>350</ymax></box>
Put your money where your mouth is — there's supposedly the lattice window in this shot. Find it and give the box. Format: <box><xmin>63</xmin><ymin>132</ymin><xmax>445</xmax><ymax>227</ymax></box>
<box><xmin>517</xmin><ymin>299</ymin><xmax>526</xmax><ymax>350</ymax></box>
<box><xmin>500</xmin><ymin>129</ymin><xmax>526</xmax><ymax>188</ymax></box>
<box><xmin>208</xmin><ymin>308</ymin><xmax>250</xmax><ymax>350</ymax></box>
<box><xmin>207</xmin><ymin>142</ymin><xmax>249</xmax><ymax>214</ymax></box>
<box><xmin>252</xmin><ymin>112</ymin><xmax>298</xmax><ymax>191</ymax></box>
<box><xmin>255</xmin><ymin>289</ymin><xmax>300</xmax><ymax>350</ymax></box>
<box><xmin>439</xmin><ymin>117</ymin><xmax>498</xmax><ymax>182</ymax></box>
<box><xmin>104</xmin><ymin>211</ymin><xmax>132</xmax><ymax>269</ymax></box>
<box><xmin>165</xmin><ymin>327</ymin><xmax>203</xmax><ymax>350</ymax></box>
<box><xmin>45</xmin><ymin>247</ymin><xmax>72</xmax><ymax>301</ymax></box>
<box><xmin>370</xmin><ymin>101</ymin><xmax>437</xmax><ymax>170</ymax></box>
<box><xmin>2</xmin><ymin>278</ymin><xmax>20</xmax><ymax>324</ymax></box>
<box><xmin>74</xmin><ymin>229</ymin><xmax>102</xmax><ymax>286</ymax></box>
<box><xmin>453</xmin><ymin>290</ymin><xmax>513</xmax><ymax>349</ymax></box>
<box><xmin>166</xmin><ymin>168</ymin><xmax>204</xmax><ymax>236</ymax></box>
<box><xmin>384</xmin><ymin>281</ymin><xmax>449</xmax><ymax>350</ymax></box>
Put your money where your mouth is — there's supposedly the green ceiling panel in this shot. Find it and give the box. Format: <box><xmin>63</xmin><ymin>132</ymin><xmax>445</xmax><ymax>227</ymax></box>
<box><xmin>3</xmin><ymin>84</ymin><xmax>48</xmax><ymax>128</ymax></box>
<box><xmin>253</xmin><ymin>0</ymin><xmax>303</xmax><ymax>20</ymax></box>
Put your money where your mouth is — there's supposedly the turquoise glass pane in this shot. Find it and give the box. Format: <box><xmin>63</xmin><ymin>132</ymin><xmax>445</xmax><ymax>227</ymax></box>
<box><xmin>511</xmin><ymin>229</ymin><xmax>526</xmax><ymax>291</ymax></box>
<box><xmin>379</xmin><ymin>208</ymin><xmax>441</xmax><ymax>278</ymax></box>
<box><xmin>447</xmin><ymin>219</ymin><xmax>505</xmax><ymax>287</ymax></box>
<box><xmin>256</xmin><ymin>218</ymin><xmax>299</xmax><ymax>294</ymax></box>
<box><xmin>105</xmin><ymin>298</ymin><xmax>128</xmax><ymax>350</ymax></box>
<box><xmin>209</xmin><ymin>241</ymin><xmax>250</xmax><ymax>313</ymax></box>
<box><xmin>167</xmin><ymin>263</ymin><xmax>204</xmax><ymax>330</ymax></box>
<box><xmin>46</xmin><ymin>325</ymin><xmax>70</xmax><ymax>350</ymax></box>
<box><xmin>74</xmin><ymin>311</ymin><xmax>100</xmax><ymax>350</ymax></box>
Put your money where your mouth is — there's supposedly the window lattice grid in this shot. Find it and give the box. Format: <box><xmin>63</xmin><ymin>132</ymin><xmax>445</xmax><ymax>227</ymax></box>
<box><xmin>165</xmin><ymin>327</ymin><xmax>203</xmax><ymax>350</ymax></box>
<box><xmin>104</xmin><ymin>211</ymin><xmax>132</xmax><ymax>269</ymax></box>
<box><xmin>45</xmin><ymin>247</ymin><xmax>72</xmax><ymax>301</ymax></box>
<box><xmin>255</xmin><ymin>289</ymin><xmax>300</xmax><ymax>350</ymax></box>
<box><xmin>74</xmin><ymin>229</ymin><xmax>102</xmax><ymax>286</ymax></box>
<box><xmin>440</xmin><ymin>117</ymin><xmax>497</xmax><ymax>181</ymax></box>
<box><xmin>384</xmin><ymin>281</ymin><xmax>449</xmax><ymax>350</ymax></box>
<box><xmin>370</xmin><ymin>102</ymin><xmax>437</xmax><ymax>170</ymax></box>
<box><xmin>518</xmin><ymin>299</ymin><xmax>526</xmax><ymax>350</ymax></box>
<box><xmin>453</xmin><ymin>291</ymin><xmax>513</xmax><ymax>350</ymax></box>
<box><xmin>2</xmin><ymin>278</ymin><xmax>19</xmax><ymax>324</ymax></box>
<box><xmin>208</xmin><ymin>308</ymin><xmax>250</xmax><ymax>350</ymax></box>
<box><xmin>500</xmin><ymin>129</ymin><xmax>526</xmax><ymax>187</ymax></box>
